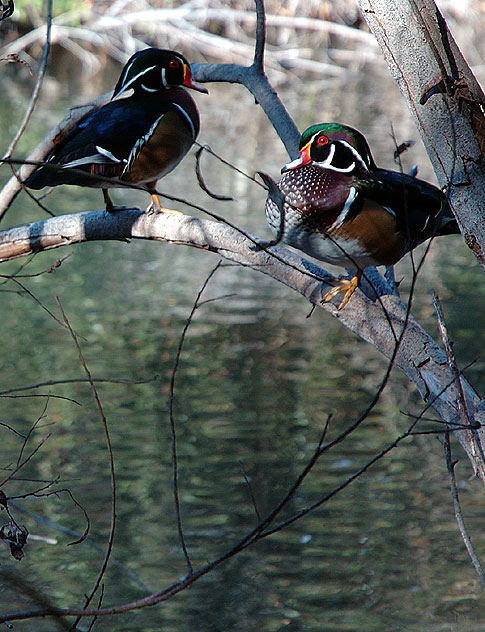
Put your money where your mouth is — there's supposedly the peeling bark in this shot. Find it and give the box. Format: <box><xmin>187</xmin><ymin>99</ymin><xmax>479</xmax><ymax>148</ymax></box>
<box><xmin>358</xmin><ymin>0</ymin><xmax>485</xmax><ymax>266</ymax></box>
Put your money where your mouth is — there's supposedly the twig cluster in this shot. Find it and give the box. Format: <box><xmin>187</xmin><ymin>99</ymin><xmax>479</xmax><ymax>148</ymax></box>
<box><xmin>0</xmin><ymin>0</ymin><xmax>484</xmax><ymax>628</ymax></box>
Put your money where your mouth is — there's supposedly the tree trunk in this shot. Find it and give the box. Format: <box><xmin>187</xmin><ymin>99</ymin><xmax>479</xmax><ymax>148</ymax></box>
<box><xmin>358</xmin><ymin>0</ymin><xmax>485</xmax><ymax>266</ymax></box>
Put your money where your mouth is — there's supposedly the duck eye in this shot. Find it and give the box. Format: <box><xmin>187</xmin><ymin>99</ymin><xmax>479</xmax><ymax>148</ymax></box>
<box><xmin>316</xmin><ymin>135</ymin><xmax>329</xmax><ymax>147</ymax></box>
<box><xmin>169</xmin><ymin>59</ymin><xmax>180</xmax><ymax>69</ymax></box>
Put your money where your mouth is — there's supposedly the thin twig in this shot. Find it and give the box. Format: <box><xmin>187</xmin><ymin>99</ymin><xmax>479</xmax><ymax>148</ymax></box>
<box><xmin>0</xmin><ymin>405</ymin><xmax>52</xmax><ymax>488</ymax></box>
<box><xmin>433</xmin><ymin>294</ymin><xmax>484</xmax><ymax>463</ymax></box>
<box><xmin>2</xmin><ymin>0</ymin><xmax>52</xmax><ymax>161</ymax></box>
<box><xmin>194</xmin><ymin>142</ymin><xmax>264</xmax><ymax>186</ymax></box>
<box><xmin>15</xmin><ymin>400</ymin><xmax>49</xmax><ymax>469</ymax></box>
<box><xmin>167</xmin><ymin>261</ymin><xmax>224</xmax><ymax>575</ymax></box>
<box><xmin>195</xmin><ymin>147</ymin><xmax>234</xmax><ymax>201</ymax></box>
<box><xmin>7</xmin><ymin>275</ymin><xmax>71</xmax><ymax>330</ymax></box>
<box><xmin>10</xmin><ymin>500</ymin><xmax>151</xmax><ymax>591</ymax></box>
<box><xmin>433</xmin><ymin>294</ymin><xmax>471</xmax><ymax>426</ymax></box>
<box><xmin>55</xmin><ymin>298</ymin><xmax>116</xmax><ymax>631</ymax></box>
<box><xmin>433</xmin><ymin>294</ymin><xmax>485</xmax><ymax>582</ymax></box>
<box><xmin>0</xmin><ymin>374</ymin><xmax>157</xmax><ymax>396</ymax></box>
<box><xmin>10</xmin><ymin>486</ymin><xmax>90</xmax><ymax>547</ymax></box>
<box><xmin>443</xmin><ymin>430</ymin><xmax>485</xmax><ymax>584</ymax></box>
<box><xmin>240</xmin><ymin>464</ymin><xmax>262</xmax><ymax>522</ymax></box>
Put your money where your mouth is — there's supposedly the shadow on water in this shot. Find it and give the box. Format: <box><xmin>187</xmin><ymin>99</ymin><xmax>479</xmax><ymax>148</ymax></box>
<box><xmin>0</xmin><ymin>45</ymin><xmax>484</xmax><ymax>631</ymax></box>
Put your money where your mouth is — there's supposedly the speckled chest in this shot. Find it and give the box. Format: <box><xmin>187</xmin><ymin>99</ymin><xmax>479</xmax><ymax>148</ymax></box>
<box><xmin>265</xmin><ymin>165</ymin><xmax>404</xmax><ymax>268</ymax></box>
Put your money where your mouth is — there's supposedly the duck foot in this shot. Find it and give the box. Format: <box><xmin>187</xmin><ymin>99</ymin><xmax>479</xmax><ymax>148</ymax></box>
<box><xmin>146</xmin><ymin>193</ymin><xmax>184</xmax><ymax>215</ymax></box>
<box><xmin>322</xmin><ymin>272</ymin><xmax>362</xmax><ymax>310</ymax></box>
<box><xmin>102</xmin><ymin>189</ymin><xmax>131</xmax><ymax>213</ymax></box>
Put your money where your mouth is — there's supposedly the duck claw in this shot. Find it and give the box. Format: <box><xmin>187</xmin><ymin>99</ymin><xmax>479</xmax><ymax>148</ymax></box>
<box><xmin>322</xmin><ymin>274</ymin><xmax>361</xmax><ymax>309</ymax></box>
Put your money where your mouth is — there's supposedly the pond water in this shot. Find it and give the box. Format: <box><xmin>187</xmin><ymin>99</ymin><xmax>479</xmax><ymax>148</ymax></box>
<box><xmin>0</xmin><ymin>40</ymin><xmax>484</xmax><ymax>632</ymax></box>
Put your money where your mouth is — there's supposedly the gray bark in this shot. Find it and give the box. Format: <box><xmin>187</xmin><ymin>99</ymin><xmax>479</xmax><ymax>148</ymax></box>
<box><xmin>0</xmin><ymin>0</ymin><xmax>484</xmax><ymax>479</ymax></box>
<box><xmin>0</xmin><ymin>208</ymin><xmax>483</xmax><ymax>479</ymax></box>
<box><xmin>358</xmin><ymin>0</ymin><xmax>485</xmax><ymax>265</ymax></box>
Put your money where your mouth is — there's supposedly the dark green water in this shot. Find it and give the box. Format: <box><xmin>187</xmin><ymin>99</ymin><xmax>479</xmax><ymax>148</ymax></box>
<box><xmin>0</xmin><ymin>46</ymin><xmax>484</xmax><ymax>632</ymax></box>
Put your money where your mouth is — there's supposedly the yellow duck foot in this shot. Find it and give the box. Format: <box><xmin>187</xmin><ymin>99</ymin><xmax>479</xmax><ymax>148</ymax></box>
<box><xmin>146</xmin><ymin>193</ymin><xmax>184</xmax><ymax>215</ymax></box>
<box><xmin>322</xmin><ymin>273</ymin><xmax>362</xmax><ymax>310</ymax></box>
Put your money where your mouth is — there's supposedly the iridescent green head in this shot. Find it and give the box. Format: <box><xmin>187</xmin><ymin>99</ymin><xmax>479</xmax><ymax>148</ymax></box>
<box><xmin>283</xmin><ymin>122</ymin><xmax>377</xmax><ymax>173</ymax></box>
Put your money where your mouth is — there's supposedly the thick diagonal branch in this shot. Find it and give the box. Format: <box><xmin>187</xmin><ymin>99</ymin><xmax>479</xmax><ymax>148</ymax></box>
<box><xmin>0</xmin><ymin>207</ymin><xmax>482</xmax><ymax>478</ymax></box>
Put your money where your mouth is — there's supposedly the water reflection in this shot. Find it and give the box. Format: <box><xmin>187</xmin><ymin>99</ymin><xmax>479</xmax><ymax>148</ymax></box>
<box><xmin>0</xmin><ymin>46</ymin><xmax>484</xmax><ymax>632</ymax></box>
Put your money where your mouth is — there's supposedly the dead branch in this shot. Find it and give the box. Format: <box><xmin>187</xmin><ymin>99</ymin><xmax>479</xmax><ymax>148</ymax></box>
<box><xmin>0</xmin><ymin>207</ymin><xmax>481</xmax><ymax>478</ymax></box>
<box><xmin>444</xmin><ymin>432</ymin><xmax>485</xmax><ymax>584</ymax></box>
<box><xmin>56</xmin><ymin>299</ymin><xmax>117</xmax><ymax>625</ymax></box>
<box><xmin>0</xmin><ymin>93</ymin><xmax>110</xmax><ymax>219</ymax></box>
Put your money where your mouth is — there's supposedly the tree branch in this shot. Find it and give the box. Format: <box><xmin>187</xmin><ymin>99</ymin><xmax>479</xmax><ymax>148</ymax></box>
<box><xmin>0</xmin><ymin>93</ymin><xmax>110</xmax><ymax>220</ymax></box>
<box><xmin>0</xmin><ymin>207</ymin><xmax>482</xmax><ymax>477</ymax></box>
<box><xmin>2</xmin><ymin>0</ymin><xmax>52</xmax><ymax>161</ymax></box>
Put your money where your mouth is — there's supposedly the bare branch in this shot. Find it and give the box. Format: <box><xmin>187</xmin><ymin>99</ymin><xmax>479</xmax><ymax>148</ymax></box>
<box><xmin>443</xmin><ymin>432</ymin><xmax>485</xmax><ymax>584</ymax></box>
<box><xmin>253</xmin><ymin>0</ymin><xmax>266</xmax><ymax>69</ymax></box>
<box><xmin>167</xmin><ymin>262</ymin><xmax>224</xmax><ymax>574</ymax></box>
<box><xmin>193</xmin><ymin>60</ymin><xmax>300</xmax><ymax>157</ymax></box>
<box><xmin>56</xmin><ymin>299</ymin><xmax>116</xmax><ymax>625</ymax></box>
<box><xmin>2</xmin><ymin>0</ymin><xmax>52</xmax><ymax>161</ymax></box>
<box><xmin>0</xmin><ymin>207</ymin><xmax>480</xmax><ymax>476</ymax></box>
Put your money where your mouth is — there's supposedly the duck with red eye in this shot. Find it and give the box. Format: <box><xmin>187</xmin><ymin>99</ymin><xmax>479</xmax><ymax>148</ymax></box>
<box><xmin>25</xmin><ymin>48</ymin><xmax>208</xmax><ymax>212</ymax></box>
<box><xmin>284</xmin><ymin>128</ymin><xmax>374</xmax><ymax>174</ymax></box>
<box><xmin>265</xmin><ymin>122</ymin><xmax>460</xmax><ymax>308</ymax></box>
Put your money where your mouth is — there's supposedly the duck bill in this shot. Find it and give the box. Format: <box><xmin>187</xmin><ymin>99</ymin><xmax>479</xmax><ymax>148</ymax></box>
<box><xmin>183</xmin><ymin>64</ymin><xmax>209</xmax><ymax>93</ymax></box>
<box><xmin>281</xmin><ymin>140</ymin><xmax>312</xmax><ymax>172</ymax></box>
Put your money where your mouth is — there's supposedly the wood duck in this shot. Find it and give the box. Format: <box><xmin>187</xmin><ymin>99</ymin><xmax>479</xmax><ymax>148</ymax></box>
<box><xmin>25</xmin><ymin>48</ymin><xmax>208</xmax><ymax>212</ymax></box>
<box><xmin>265</xmin><ymin>122</ymin><xmax>460</xmax><ymax>308</ymax></box>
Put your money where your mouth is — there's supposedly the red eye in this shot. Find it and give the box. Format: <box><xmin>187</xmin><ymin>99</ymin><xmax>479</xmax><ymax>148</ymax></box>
<box><xmin>169</xmin><ymin>59</ymin><xmax>180</xmax><ymax>69</ymax></box>
<box><xmin>316</xmin><ymin>135</ymin><xmax>329</xmax><ymax>146</ymax></box>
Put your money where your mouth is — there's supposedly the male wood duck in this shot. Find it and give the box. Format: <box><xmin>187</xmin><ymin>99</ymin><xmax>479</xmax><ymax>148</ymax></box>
<box><xmin>25</xmin><ymin>48</ymin><xmax>208</xmax><ymax>211</ymax></box>
<box><xmin>265</xmin><ymin>122</ymin><xmax>460</xmax><ymax>308</ymax></box>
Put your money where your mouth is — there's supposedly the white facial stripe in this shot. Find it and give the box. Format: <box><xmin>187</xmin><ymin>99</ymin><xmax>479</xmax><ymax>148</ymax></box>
<box><xmin>329</xmin><ymin>187</ymin><xmax>358</xmax><ymax>230</ymax></box>
<box><xmin>311</xmin><ymin>131</ymin><xmax>370</xmax><ymax>173</ymax></box>
<box><xmin>317</xmin><ymin>143</ymin><xmax>356</xmax><ymax>173</ymax></box>
<box><xmin>283</xmin><ymin>155</ymin><xmax>305</xmax><ymax>170</ymax></box>
<box><xmin>321</xmin><ymin>143</ymin><xmax>336</xmax><ymax>168</ymax></box>
<box><xmin>119</xmin><ymin>64</ymin><xmax>157</xmax><ymax>93</ymax></box>
<box><xmin>340</xmin><ymin>139</ymin><xmax>369</xmax><ymax>170</ymax></box>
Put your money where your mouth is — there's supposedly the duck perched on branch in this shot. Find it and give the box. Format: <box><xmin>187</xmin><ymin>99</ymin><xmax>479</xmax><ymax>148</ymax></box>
<box><xmin>265</xmin><ymin>122</ymin><xmax>460</xmax><ymax>308</ymax></box>
<box><xmin>25</xmin><ymin>48</ymin><xmax>208</xmax><ymax>212</ymax></box>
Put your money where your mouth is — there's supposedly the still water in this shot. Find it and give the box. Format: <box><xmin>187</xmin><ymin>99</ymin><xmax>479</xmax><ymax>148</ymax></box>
<box><xmin>0</xmin><ymin>45</ymin><xmax>484</xmax><ymax>632</ymax></box>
